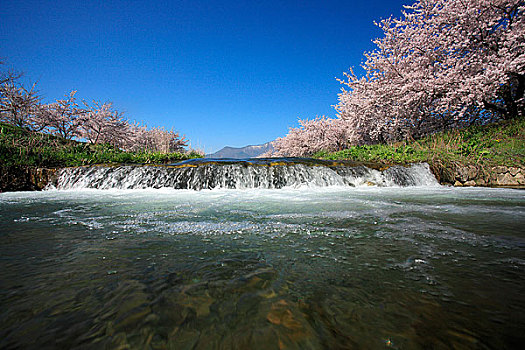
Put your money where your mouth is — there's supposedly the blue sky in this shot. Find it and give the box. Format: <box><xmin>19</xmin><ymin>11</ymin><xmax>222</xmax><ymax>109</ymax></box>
<box><xmin>1</xmin><ymin>0</ymin><xmax>408</xmax><ymax>153</ymax></box>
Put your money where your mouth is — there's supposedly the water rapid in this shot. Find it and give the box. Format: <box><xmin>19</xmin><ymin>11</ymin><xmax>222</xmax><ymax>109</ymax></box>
<box><xmin>1</xmin><ymin>159</ymin><xmax>524</xmax><ymax>349</ymax></box>
<box><xmin>52</xmin><ymin>158</ymin><xmax>439</xmax><ymax>190</ymax></box>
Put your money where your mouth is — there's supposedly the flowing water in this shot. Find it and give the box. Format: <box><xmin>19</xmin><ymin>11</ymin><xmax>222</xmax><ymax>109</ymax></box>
<box><xmin>51</xmin><ymin>159</ymin><xmax>438</xmax><ymax>190</ymax></box>
<box><xmin>1</xmin><ymin>159</ymin><xmax>524</xmax><ymax>349</ymax></box>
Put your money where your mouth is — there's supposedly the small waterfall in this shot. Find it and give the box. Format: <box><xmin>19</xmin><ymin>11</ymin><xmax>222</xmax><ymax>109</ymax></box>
<box><xmin>52</xmin><ymin>159</ymin><xmax>439</xmax><ymax>190</ymax></box>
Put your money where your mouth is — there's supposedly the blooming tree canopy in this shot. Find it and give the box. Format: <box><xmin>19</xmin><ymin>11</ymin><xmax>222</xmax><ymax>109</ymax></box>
<box><xmin>125</xmin><ymin>124</ymin><xmax>188</xmax><ymax>153</ymax></box>
<box><xmin>0</xmin><ymin>64</ymin><xmax>191</xmax><ymax>154</ymax></box>
<box><xmin>336</xmin><ymin>0</ymin><xmax>525</xmax><ymax>143</ymax></box>
<box><xmin>272</xmin><ymin>117</ymin><xmax>349</xmax><ymax>157</ymax></box>
<box><xmin>81</xmin><ymin>101</ymin><xmax>130</xmax><ymax>147</ymax></box>
<box><xmin>43</xmin><ymin>91</ymin><xmax>87</xmax><ymax>140</ymax></box>
<box><xmin>0</xmin><ymin>80</ymin><xmax>40</xmax><ymax>129</ymax></box>
<box><xmin>274</xmin><ymin>0</ymin><xmax>524</xmax><ymax>156</ymax></box>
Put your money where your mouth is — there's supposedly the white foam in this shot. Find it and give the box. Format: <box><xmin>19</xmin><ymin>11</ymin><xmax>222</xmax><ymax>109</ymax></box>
<box><xmin>52</xmin><ymin>162</ymin><xmax>440</xmax><ymax>190</ymax></box>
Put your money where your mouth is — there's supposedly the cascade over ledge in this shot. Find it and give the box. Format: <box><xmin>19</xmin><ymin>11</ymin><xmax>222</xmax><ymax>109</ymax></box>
<box><xmin>1</xmin><ymin>159</ymin><xmax>524</xmax><ymax>192</ymax></box>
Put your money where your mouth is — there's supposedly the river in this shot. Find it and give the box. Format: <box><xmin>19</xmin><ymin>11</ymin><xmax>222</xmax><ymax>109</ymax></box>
<box><xmin>1</xmin><ymin>160</ymin><xmax>524</xmax><ymax>349</ymax></box>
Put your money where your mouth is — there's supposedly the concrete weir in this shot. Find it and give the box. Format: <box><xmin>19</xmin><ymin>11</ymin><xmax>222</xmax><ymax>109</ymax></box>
<box><xmin>51</xmin><ymin>158</ymin><xmax>439</xmax><ymax>190</ymax></box>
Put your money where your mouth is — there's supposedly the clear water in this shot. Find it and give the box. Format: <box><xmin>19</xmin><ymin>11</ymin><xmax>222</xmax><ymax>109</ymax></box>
<box><xmin>1</xmin><ymin>187</ymin><xmax>524</xmax><ymax>349</ymax></box>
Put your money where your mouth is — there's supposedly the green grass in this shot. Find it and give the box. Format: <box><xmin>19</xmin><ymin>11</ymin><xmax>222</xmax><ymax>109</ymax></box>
<box><xmin>315</xmin><ymin>117</ymin><xmax>525</xmax><ymax>168</ymax></box>
<box><xmin>0</xmin><ymin>122</ymin><xmax>202</xmax><ymax>167</ymax></box>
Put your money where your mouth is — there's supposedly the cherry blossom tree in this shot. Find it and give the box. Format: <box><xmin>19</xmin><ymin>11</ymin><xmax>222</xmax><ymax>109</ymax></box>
<box><xmin>0</xmin><ymin>61</ymin><xmax>22</xmax><ymax>86</ymax></box>
<box><xmin>31</xmin><ymin>103</ymin><xmax>55</xmax><ymax>132</ymax></box>
<box><xmin>124</xmin><ymin>123</ymin><xmax>149</xmax><ymax>152</ymax></box>
<box><xmin>156</xmin><ymin>127</ymin><xmax>188</xmax><ymax>153</ymax></box>
<box><xmin>1</xmin><ymin>62</ymin><xmax>192</xmax><ymax>153</ymax></box>
<box><xmin>273</xmin><ymin>0</ymin><xmax>524</xmax><ymax>155</ymax></box>
<box><xmin>0</xmin><ymin>81</ymin><xmax>40</xmax><ymax>129</ymax></box>
<box><xmin>336</xmin><ymin>0</ymin><xmax>525</xmax><ymax>143</ymax></box>
<box><xmin>44</xmin><ymin>91</ymin><xmax>87</xmax><ymax>139</ymax></box>
<box><xmin>272</xmin><ymin>116</ymin><xmax>350</xmax><ymax>157</ymax></box>
<box><xmin>0</xmin><ymin>62</ymin><xmax>46</xmax><ymax>130</ymax></box>
<box><xmin>123</xmin><ymin>123</ymin><xmax>188</xmax><ymax>153</ymax></box>
<box><xmin>80</xmin><ymin>101</ymin><xmax>112</xmax><ymax>144</ymax></box>
<box><xmin>81</xmin><ymin>101</ymin><xmax>131</xmax><ymax>147</ymax></box>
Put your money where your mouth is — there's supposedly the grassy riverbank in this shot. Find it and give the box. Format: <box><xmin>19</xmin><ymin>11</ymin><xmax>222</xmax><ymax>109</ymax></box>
<box><xmin>315</xmin><ymin>117</ymin><xmax>525</xmax><ymax>168</ymax></box>
<box><xmin>0</xmin><ymin>122</ymin><xmax>202</xmax><ymax>168</ymax></box>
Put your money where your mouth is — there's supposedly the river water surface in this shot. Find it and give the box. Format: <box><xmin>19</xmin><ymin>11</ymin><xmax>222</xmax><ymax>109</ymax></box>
<box><xmin>1</xmin><ymin>174</ymin><xmax>525</xmax><ymax>349</ymax></box>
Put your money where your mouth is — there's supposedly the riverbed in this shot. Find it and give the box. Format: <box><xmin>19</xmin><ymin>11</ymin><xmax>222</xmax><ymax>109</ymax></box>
<box><xmin>1</xmin><ymin>185</ymin><xmax>524</xmax><ymax>349</ymax></box>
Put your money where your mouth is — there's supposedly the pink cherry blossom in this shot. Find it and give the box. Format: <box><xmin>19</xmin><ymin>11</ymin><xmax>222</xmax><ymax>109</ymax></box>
<box><xmin>337</xmin><ymin>0</ymin><xmax>524</xmax><ymax>143</ymax></box>
<box><xmin>272</xmin><ymin>116</ymin><xmax>349</xmax><ymax>157</ymax></box>
<box><xmin>275</xmin><ymin>0</ymin><xmax>524</xmax><ymax>155</ymax></box>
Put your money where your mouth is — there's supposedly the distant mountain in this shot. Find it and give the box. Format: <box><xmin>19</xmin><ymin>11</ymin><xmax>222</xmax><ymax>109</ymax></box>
<box><xmin>206</xmin><ymin>142</ymin><xmax>274</xmax><ymax>159</ymax></box>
